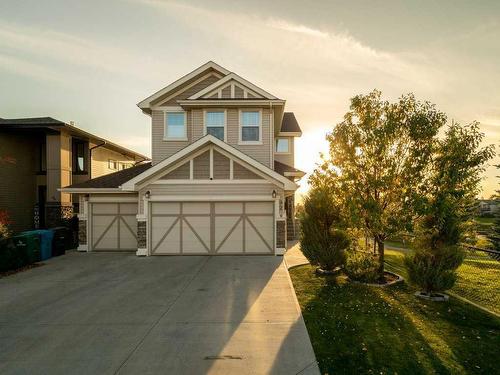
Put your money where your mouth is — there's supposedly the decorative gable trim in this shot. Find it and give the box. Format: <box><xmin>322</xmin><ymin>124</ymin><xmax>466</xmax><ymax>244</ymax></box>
<box><xmin>121</xmin><ymin>135</ymin><xmax>297</xmax><ymax>191</ymax></box>
<box><xmin>187</xmin><ymin>73</ymin><xmax>278</xmax><ymax>100</ymax></box>
<box><xmin>201</xmin><ymin>80</ymin><xmax>264</xmax><ymax>100</ymax></box>
<box><xmin>137</xmin><ymin>61</ymin><xmax>230</xmax><ymax>109</ymax></box>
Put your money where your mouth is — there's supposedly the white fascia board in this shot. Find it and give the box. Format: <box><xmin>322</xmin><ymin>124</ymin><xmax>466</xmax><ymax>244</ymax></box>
<box><xmin>137</xmin><ymin>61</ymin><xmax>230</xmax><ymax>108</ymax></box>
<box><xmin>187</xmin><ymin>73</ymin><xmax>278</xmax><ymax>100</ymax></box>
<box><xmin>177</xmin><ymin>99</ymin><xmax>285</xmax><ymax>106</ymax></box>
<box><xmin>58</xmin><ymin>188</ymin><xmax>133</xmax><ymax>193</ymax></box>
<box><xmin>122</xmin><ymin>135</ymin><xmax>298</xmax><ymax>191</ymax></box>
<box><xmin>278</xmin><ymin>131</ymin><xmax>302</xmax><ymax>137</ymax></box>
<box><xmin>284</xmin><ymin>171</ymin><xmax>306</xmax><ymax>178</ymax></box>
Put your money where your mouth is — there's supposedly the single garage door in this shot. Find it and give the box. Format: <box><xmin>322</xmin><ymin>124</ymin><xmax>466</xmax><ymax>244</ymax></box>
<box><xmin>90</xmin><ymin>202</ymin><xmax>138</xmax><ymax>251</ymax></box>
<box><xmin>150</xmin><ymin>201</ymin><xmax>274</xmax><ymax>255</ymax></box>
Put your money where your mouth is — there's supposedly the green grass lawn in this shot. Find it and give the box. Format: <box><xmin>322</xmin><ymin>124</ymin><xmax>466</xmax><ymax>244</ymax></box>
<box><xmin>384</xmin><ymin>249</ymin><xmax>500</xmax><ymax>315</ymax></box>
<box><xmin>290</xmin><ymin>264</ymin><xmax>500</xmax><ymax>374</ymax></box>
<box><xmin>474</xmin><ymin>217</ymin><xmax>495</xmax><ymax>225</ymax></box>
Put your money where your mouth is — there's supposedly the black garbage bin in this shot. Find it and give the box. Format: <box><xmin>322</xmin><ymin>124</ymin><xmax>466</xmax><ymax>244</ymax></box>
<box><xmin>50</xmin><ymin>227</ymin><xmax>72</xmax><ymax>257</ymax></box>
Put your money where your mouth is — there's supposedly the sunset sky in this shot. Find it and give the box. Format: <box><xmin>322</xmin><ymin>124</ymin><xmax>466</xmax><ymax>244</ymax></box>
<box><xmin>1</xmin><ymin>0</ymin><xmax>499</xmax><ymax>197</ymax></box>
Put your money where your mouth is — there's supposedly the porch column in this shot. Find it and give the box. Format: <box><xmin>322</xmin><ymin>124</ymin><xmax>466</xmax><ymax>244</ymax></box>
<box><xmin>275</xmin><ymin>195</ymin><xmax>287</xmax><ymax>255</ymax></box>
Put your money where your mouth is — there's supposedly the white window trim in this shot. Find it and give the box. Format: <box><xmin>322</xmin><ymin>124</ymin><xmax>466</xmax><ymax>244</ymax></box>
<box><xmin>275</xmin><ymin>137</ymin><xmax>291</xmax><ymax>154</ymax></box>
<box><xmin>238</xmin><ymin>108</ymin><xmax>263</xmax><ymax>145</ymax></box>
<box><xmin>108</xmin><ymin>159</ymin><xmax>118</xmax><ymax>170</ymax></box>
<box><xmin>203</xmin><ymin>109</ymin><xmax>227</xmax><ymax>142</ymax></box>
<box><xmin>164</xmin><ymin>110</ymin><xmax>188</xmax><ymax>141</ymax></box>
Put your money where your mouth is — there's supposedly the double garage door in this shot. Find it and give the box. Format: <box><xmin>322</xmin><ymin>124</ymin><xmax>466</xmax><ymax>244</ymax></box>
<box><xmin>150</xmin><ymin>201</ymin><xmax>274</xmax><ymax>255</ymax></box>
<box><xmin>90</xmin><ymin>202</ymin><xmax>138</xmax><ymax>251</ymax></box>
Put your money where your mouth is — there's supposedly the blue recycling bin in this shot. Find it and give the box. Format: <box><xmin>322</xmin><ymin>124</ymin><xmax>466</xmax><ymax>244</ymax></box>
<box><xmin>22</xmin><ymin>230</ymin><xmax>54</xmax><ymax>261</ymax></box>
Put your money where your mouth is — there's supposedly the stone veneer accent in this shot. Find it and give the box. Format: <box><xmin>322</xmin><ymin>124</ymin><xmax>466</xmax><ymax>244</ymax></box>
<box><xmin>137</xmin><ymin>221</ymin><xmax>147</xmax><ymax>249</ymax></box>
<box><xmin>276</xmin><ymin>220</ymin><xmax>286</xmax><ymax>248</ymax></box>
<box><xmin>46</xmin><ymin>203</ymin><xmax>74</xmax><ymax>228</ymax></box>
<box><xmin>78</xmin><ymin>219</ymin><xmax>87</xmax><ymax>245</ymax></box>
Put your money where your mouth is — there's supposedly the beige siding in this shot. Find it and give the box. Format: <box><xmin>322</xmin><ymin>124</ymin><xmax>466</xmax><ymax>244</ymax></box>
<box><xmin>193</xmin><ymin>150</ymin><xmax>210</xmax><ymax>179</ymax></box>
<box><xmin>233</xmin><ymin>162</ymin><xmax>263</xmax><ymax>179</ymax></box>
<box><xmin>152</xmin><ymin>107</ymin><xmax>272</xmax><ymax>168</ymax></box>
<box><xmin>234</xmin><ymin>86</ymin><xmax>244</xmax><ymax>98</ymax></box>
<box><xmin>274</xmin><ymin>137</ymin><xmax>294</xmax><ymax>167</ymax></box>
<box><xmin>90</xmin><ymin>146</ymin><xmax>137</xmax><ymax>179</ymax></box>
<box><xmin>138</xmin><ymin>184</ymin><xmax>282</xmax><ymax>213</ymax></box>
<box><xmin>213</xmin><ymin>151</ymin><xmax>230</xmax><ymax>179</ymax></box>
<box><xmin>221</xmin><ymin>86</ymin><xmax>231</xmax><ymax>98</ymax></box>
<box><xmin>161</xmin><ymin>161</ymin><xmax>190</xmax><ymax>179</ymax></box>
<box><xmin>159</xmin><ymin>75</ymin><xmax>220</xmax><ymax>106</ymax></box>
<box><xmin>151</xmin><ymin>110</ymin><xmax>191</xmax><ymax>165</ymax></box>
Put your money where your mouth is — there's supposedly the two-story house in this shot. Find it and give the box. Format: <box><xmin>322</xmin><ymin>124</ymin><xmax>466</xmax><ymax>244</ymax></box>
<box><xmin>62</xmin><ymin>62</ymin><xmax>305</xmax><ymax>255</ymax></box>
<box><xmin>0</xmin><ymin>117</ymin><xmax>148</xmax><ymax>232</ymax></box>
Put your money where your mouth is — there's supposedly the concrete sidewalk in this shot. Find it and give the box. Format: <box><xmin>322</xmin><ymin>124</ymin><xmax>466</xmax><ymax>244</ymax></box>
<box><xmin>0</xmin><ymin>251</ymin><xmax>319</xmax><ymax>374</ymax></box>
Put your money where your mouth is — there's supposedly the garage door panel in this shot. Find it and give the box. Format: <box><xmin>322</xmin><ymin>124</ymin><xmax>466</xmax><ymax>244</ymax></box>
<box><xmin>214</xmin><ymin>202</ymin><xmax>243</xmax><ymax>215</ymax></box>
<box><xmin>151</xmin><ymin>202</ymin><xmax>180</xmax><ymax>215</ymax></box>
<box><xmin>92</xmin><ymin>203</ymin><xmax>118</xmax><ymax>215</ymax></box>
<box><xmin>150</xmin><ymin>201</ymin><xmax>274</xmax><ymax>255</ymax></box>
<box><xmin>183</xmin><ymin>202</ymin><xmax>210</xmax><ymax>215</ymax></box>
<box><xmin>91</xmin><ymin>202</ymin><xmax>138</xmax><ymax>251</ymax></box>
<box><xmin>93</xmin><ymin>218</ymin><xmax>118</xmax><ymax>250</ymax></box>
<box><xmin>216</xmin><ymin>217</ymin><xmax>243</xmax><ymax>253</ymax></box>
<box><xmin>245</xmin><ymin>202</ymin><xmax>274</xmax><ymax>215</ymax></box>
<box><xmin>183</xmin><ymin>217</ymin><xmax>210</xmax><ymax>253</ymax></box>
<box><xmin>152</xmin><ymin>217</ymin><xmax>180</xmax><ymax>254</ymax></box>
<box><xmin>246</xmin><ymin>216</ymin><xmax>274</xmax><ymax>253</ymax></box>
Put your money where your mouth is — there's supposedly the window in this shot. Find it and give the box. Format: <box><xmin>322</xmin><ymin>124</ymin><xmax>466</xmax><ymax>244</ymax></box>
<box><xmin>38</xmin><ymin>142</ymin><xmax>46</xmax><ymax>173</ymax></box>
<box><xmin>240</xmin><ymin>110</ymin><xmax>261</xmax><ymax>142</ymax></box>
<box><xmin>205</xmin><ymin>111</ymin><xmax>225</xmax><ymax>140</ymax></box>
<box><xmin>108</xmin><ymin>159</ymin><xmax>118</xmax><ymax>170</ymax></box>
<box><xmin>121</xmin><ymin>163</ymin><xmax>133</xmax><ymax>170</ymax></box>
<box><xmin>275</xmin><ymin>138</ymin><xmax>290</xmax><ymax>153</ymax></box>
<box><xmin>72</xmin><ymin>139</ymin><xmax>88</xmax><ymax>173</ymax></box>
<box><xmin>165</xmin><ymin>112</ymin><xmax>186</xmax><ymax>140</ymax></box>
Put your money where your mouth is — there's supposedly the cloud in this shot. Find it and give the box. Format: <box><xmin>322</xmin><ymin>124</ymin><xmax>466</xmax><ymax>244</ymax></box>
<box><xmin>267</xmin><ymin>18</ymin><xmax>329</xmax><ymax>38</ymax></box>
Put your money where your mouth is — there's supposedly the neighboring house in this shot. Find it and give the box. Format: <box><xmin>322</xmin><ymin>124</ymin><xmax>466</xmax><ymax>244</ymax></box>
<box><xmin>0</xmin><ymin>117</ymin><xmax>148</xmax><ymax>232</ymax></box>
<box><xmin>479</xmin><ymin>199</ymin><xmax>499</xmax><ymax>216</ymax></box>
<box><xmin>62</xmin><ymin>61</ymin><xmax>305</xmax><ymax>256</ymax></box>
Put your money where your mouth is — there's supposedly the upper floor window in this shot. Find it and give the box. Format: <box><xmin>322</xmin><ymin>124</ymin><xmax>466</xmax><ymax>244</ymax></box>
<box><xmin>205</xmin><ymin>110</ymin><xmax>225</xmax><ymax>141</ymax></box>
<box><xmin>275</xmin><ymin>138</ymin><xmax>290</xmax><ymax>153</ymax></box>
<box><xmin>165</xmin><ymin>111</ymin><xmax>186</xmax><ymax>140</ymax></box>
<box><xmin>240</xmin><ymin>110</ymin><xmax>261</xmax><ymax>143</ymax></box>
<box><xmin>72</xmin><ymin>139</ymin><xmax>88</xmax><ymax>174</ymax></box>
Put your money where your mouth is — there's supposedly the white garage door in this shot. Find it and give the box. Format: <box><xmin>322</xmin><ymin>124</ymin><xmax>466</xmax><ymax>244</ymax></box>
<box><xmin>150</xmin><ymin>201</ymin><xmax>274</xmax><ymax>255</ymax></box>
<box><xmin>90</xmin><ymin>202</ymin><xmax>138</xmax><ymax>251</ymax></box>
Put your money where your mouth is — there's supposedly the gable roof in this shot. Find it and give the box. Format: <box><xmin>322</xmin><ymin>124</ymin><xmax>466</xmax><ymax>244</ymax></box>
<box><xmin>187</xmin><ymin>72</ymin><xmax>278</xmax><ymax>100</ymax></box>
<box><xmin>122</xmin><ymin>135</ymin><xmax>298</xmax><ymax>191</ymax></box>
<box><xmin>137</xmin><ymin>61</ymin><xmax>230</xmax><ymax>109</ymax></box>
<box><xmin>0</xmin><ymin>117</ymin><xmax>149</xmax><ymax>160</ymax></box>
<box><xmin>62</xmin><ymin>162</ymin><xmax>152</xmax><ymax>191</ymax></box>
<box><xmin>280</xmin><ymin>113</ymin><xmax>302</xmax><ymax>135</ymax></box>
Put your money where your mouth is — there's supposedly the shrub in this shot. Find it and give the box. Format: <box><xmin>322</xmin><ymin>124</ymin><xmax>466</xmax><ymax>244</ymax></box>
<box><xmin>0</xmin><ymin>210</ymin><xmax>12</xmax><ymax>240</ymax></box>
<box><xmin>344</xmin><ymin>251</ymin><xmax>380</xmax><ymax>283</ymax></box>
<box><xmin>300</xmin><ymin>186</ymin><xmax>349</xmax><ymax>271</ymax></box>
<box><xmin>404</xmin><ymin>244</ymin><xmax>465</xmax><ymax>295</ymax></box>
<box><xmin>0</xmin><ymin>238</ymin><xmax>29</xmax><ymax>273</ymax></box>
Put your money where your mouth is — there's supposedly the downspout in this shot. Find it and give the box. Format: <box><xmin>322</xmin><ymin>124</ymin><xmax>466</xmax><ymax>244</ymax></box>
<box><xmin>89</xmin><ymin>141</ymin><xmax>106</xmax><ymax>179</ymax></box>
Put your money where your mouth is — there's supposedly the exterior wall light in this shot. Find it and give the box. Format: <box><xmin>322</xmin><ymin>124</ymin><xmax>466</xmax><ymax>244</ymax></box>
<box><xmin>272</xmin><ymin>190</ymin><xmax>277</xmax><ymax>199</ymax></box>
<box><xmin>145</xmin><ymin>190</ymin><xmax>151</xmax><ymax>199</ymax></box>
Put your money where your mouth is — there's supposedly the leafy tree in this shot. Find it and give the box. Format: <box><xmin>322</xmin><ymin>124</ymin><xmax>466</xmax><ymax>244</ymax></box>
<box><xmin>488</xmin><ymin>164</ymin><xmax>500</xmax><ymax>251</ymax></box>
<box><xmin>405</xmin><ymin>122</ymin><xmax>494</xmax><ymax>294</ymax></box>
<box><xmin>321</xmin><ymin>90</ymin><xmax>445</xmax><ymax>279</ymax></box>
<box><xmin>300</xmin><ymin>184</ymin><xmax>349</xmax><ymax>272</ymax></box>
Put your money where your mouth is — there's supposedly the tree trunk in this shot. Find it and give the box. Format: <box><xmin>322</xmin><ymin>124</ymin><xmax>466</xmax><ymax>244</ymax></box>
<box><xmin>377</xmin><ymin>239</ymin><xmax>385</xmax><ymax>281</ymax></box>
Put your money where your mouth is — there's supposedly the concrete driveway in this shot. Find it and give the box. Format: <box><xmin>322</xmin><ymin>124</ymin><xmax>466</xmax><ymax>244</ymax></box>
<box><xmin>0</xmin><ymin>252</ymin><xmax>319</xmax><ymax>375</ymax></box>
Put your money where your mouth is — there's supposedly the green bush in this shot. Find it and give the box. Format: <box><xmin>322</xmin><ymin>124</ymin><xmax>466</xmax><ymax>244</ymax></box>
<box><xmin>0</xmin><ymin>238</ymin><xmax>29</xmax><ymax>273</ymax></box>
<box><xmin>404</xmin><ymin>245</ymin><xmax>465</xmax><ymax>295</ymax></box>
<box><xmin>300</xmin><ymin>186</ymin><xmax>349</xmax><ymax>271</ymax></box>
<box><xmin>344</xmin><ymin>251</ymin><xmax>380</xmax><ymax>283</ymax></box>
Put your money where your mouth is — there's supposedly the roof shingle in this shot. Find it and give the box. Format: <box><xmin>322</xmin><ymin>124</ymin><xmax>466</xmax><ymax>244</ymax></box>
<box><xmin>280</xmin><ymin>112</ymin><xmax>302</xmax><ymax>134</ymax></box>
